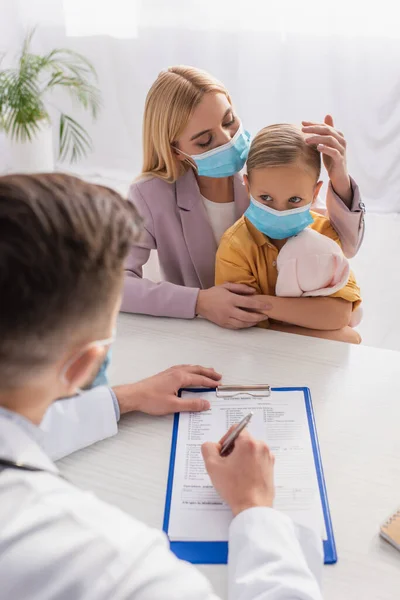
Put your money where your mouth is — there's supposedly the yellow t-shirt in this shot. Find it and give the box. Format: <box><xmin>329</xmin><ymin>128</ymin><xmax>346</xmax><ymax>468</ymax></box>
<box><xmin>215</xmin><ymin>212</ymin><xmax>361</xmax><ymax>316</ymax></box>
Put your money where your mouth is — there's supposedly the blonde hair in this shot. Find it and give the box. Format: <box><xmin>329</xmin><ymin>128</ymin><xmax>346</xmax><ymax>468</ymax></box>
<box><xmin>140</xmin><ymin>66</ymin><xmax>231</xmax><ymax>183</ymax></box>
<box><xmin>247</xmin><ymin>124</ymin><xmax>321</xmax><ymax>181</ymax></box>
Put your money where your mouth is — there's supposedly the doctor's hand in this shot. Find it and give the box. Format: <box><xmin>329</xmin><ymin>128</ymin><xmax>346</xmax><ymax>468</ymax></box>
<box><xmin>196</xmin><ymin>283</ymin><xmax>271</xmax><ymax>330</ymax></box>
<box><xmin>202</xmin><ymin>429</ymin><xmax>275</xmax><ymax>516</ymax></box>
<box><xmin>113</xmin><ymin>364</ymin><xmax>221</xmax><ymax>416</ymax></box>
<box><xmin>302</xmin><ymin>115</ymin><xmax>352</xmax><ymax>206</ymax></box>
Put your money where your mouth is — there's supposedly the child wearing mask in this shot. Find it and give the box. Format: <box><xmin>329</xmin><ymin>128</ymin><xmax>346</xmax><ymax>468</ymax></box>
<box><xmin>215</xmin><ymin>124</ymin><xmax>362</xmax><ymax>344</ymax></box>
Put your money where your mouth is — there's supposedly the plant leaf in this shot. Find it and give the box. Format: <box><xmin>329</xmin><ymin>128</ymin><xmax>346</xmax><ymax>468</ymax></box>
<box><xmin>58</xmin><ymin>114</ymin><xmax>93</xmax><ymax>163</ymax></box>
<box><xmin>0</xmin><ymin>28</ymin><xmax>99</xmax><ymax>154</ymax></box>
<box><xmin>45</xmin><ymin>48</ymin><xmax>97</xmax><ymax>78</ymax></box>
<box><xmin>0</xmin><ymin>66</ymin><xmax>47</xmax><ymax>141</ymax></box>
<box><xmin>41</xmin><ymin>48</ymin><xmax>101</xmax><ymax>119</ymax></box>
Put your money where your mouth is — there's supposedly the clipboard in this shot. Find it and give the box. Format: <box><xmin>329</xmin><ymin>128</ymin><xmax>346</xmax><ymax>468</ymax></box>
<box><xmin>163</xmin><ymin>386</ymin><xmax>337</xmax><ymax>565</ymax></box>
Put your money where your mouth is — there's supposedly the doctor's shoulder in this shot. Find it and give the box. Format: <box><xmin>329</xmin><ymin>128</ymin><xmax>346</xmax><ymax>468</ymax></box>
<box><xmin>0</xmin><ymin>470</ymin><xmax>184</xmax><ymax>598</ymax></box>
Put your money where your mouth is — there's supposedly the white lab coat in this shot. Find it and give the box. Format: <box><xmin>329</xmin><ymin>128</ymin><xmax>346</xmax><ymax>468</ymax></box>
<box><xmin>38</xmin><ymin>386</ymin><xmax>119</xmax><ymax>460</ymax></box>
<box><xmin>0</xmin><ymin>397</ymin><xmax>324</xmax><ymax>600</ymax></box>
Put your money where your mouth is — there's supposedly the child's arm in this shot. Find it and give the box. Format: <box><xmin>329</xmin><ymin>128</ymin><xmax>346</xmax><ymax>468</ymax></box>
<box><xmin>269</xmin><ymin>322</ymin><xmax>361</xmax><ymax>344</ymax></box>
<box><xmin>216</xmin><ymin>233</ymin><xmax>361</xmax><ymax>332</ymax></box>
<box><xmin>265</xmin><ymin>296</ymin><xmax>352</xmax><ymax>330</ymax></box>
<box><xmin>266</xmin><ymin>265</ymin><xmax>361</xmax><ymax>330</ymax></box>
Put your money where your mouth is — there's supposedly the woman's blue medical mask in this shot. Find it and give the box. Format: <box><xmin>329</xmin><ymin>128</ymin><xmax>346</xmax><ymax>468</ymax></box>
<box><xmin>245</xmin><ymin>196</ymin><xmax>314</xmax><ymax>240</ymax></box>
<box><xmin>178</xmin><ymin>123</ymin><xmax>250</xmax><ymax>178</ymax></box>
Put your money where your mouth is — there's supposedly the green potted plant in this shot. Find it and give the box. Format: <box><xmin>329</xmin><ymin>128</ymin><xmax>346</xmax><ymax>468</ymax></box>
<box><xmin>0</xmin><ymin>29</ymin><xmax>101</xmax><ymax>173</ymax></box>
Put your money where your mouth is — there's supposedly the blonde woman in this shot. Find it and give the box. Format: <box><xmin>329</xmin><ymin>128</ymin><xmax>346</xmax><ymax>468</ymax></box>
<box><xmin>122</xmin><ymin>66</ymin><xmax>365</xmax><ymax>329</ymax></box>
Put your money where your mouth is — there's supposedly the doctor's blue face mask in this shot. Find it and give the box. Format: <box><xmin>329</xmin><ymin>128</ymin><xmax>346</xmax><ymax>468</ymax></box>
<box><xmin>61</xmin><ymin>333</ymin><xmax>115</xmax><ymax>394</ymax></box>
<box><xmin>245</xmin><ymin>196</ymin><xmax>314</xmax><ymax>240</ymax></box>
<box><xmin>177</xmin><ymin>123</ymin><xmax>251</xmax><ymax>178</ymax></box>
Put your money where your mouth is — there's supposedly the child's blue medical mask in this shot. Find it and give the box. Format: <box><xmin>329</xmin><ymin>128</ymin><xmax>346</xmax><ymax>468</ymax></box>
<box><xmin>178</xmin><ymin>123</ymin><xmax>250</xmax><ymax>178</ymax></box>
<box><xmin>245</xmin><ymin>196</ymin><xmax>314</xmax><ymax>240</ymax></box>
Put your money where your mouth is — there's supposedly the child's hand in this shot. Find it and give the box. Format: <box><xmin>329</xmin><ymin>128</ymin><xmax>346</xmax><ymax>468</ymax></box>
<box><xmin>302</xmin><ymin>115</ymin><xmax>352</xmax><ymax>206</ymax></box>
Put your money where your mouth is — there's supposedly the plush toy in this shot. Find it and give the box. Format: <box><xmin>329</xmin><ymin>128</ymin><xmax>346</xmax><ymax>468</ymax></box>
<box><xmin>276</xmin><ymin>228</ymin><xmax>362</xmax><ymax>327</ymax></box>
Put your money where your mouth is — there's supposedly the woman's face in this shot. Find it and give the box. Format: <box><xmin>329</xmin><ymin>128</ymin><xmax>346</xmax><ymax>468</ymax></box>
<box><xmin>175</xmin><ymin>92</ymin><xmax>239</xmax><ymax>159</ymax></box>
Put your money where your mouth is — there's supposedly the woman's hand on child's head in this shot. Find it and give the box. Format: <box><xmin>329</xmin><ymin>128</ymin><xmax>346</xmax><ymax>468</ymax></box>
<box><xmin>302</xmin><ymin>115</ymin><xmax>352</xmax><ymax>205</ymax></box>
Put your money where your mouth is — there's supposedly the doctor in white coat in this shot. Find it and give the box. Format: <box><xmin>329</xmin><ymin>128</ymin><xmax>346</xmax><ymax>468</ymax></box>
<box><xmin>0</xmin><ymin>173</ymin><xmax>323</xmax><ymax>600</ymax></box>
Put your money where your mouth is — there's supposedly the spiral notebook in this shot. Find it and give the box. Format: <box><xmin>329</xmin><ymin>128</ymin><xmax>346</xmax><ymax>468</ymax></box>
<box><xmin>163</xmin><ymin>386</ymin><xmax>337</xmax><ymax>565</ymax></box>
<box><xmin>380</xmin><ymin>508</ymin><xmax>400</xmax><ymax>551</ymax></box>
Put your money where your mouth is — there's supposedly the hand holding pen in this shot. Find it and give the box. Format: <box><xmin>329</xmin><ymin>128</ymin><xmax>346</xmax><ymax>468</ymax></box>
<box><xmin>220</xmin><ymin>412</ymin><xmax>253</xmax><ymax>456</ymax></box>
<box><xmin>201</xmin><ymin>414</ymin><xmax>275</xmax><ymax>516</ymax></box>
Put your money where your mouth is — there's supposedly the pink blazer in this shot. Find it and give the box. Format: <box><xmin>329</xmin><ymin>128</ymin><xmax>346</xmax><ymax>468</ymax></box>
<box><xmin>122</xmin><ymin>169</ymin><xmax>365</xmax><ymax>319</ymax></box>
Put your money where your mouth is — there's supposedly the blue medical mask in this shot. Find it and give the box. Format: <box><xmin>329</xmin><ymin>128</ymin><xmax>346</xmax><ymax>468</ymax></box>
<box><xmin>90</xmin><ymin>348</ymin><xmax>112</xmax><ymax>388</ymax></box>
<box><xmin>61</xmin><ymin>333</ymin><xmax>115</xmax><ymax>394</ymax></box>
<box><xmin>179</xmin><ymin>123</ymin><xmax>250</xmax><ymax>178</ymax></box>
<box><xmin>245</xmin><ymin>196</ymin><xmax>314</xmax><ymax>240</ymax></box>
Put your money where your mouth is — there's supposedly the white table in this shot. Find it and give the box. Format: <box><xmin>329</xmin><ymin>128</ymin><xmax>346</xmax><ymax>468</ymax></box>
<box><xmin>58</xmin><ymin>314</ymin><xmax>400</xmax><ymax>599</ymax></box>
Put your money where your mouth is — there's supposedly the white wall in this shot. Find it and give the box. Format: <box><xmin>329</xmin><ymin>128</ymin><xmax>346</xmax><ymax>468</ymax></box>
<box><xmin>1</xmin><ymin>0</ymin><xmax>400</xmax><ymax>211</ymax></box>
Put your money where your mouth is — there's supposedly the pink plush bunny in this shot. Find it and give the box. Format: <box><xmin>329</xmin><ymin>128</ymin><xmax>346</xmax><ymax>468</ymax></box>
<box><xmin>276</xmin><ymin>228</ymin><xmax>362</xmax><ymax>327</ymax></box>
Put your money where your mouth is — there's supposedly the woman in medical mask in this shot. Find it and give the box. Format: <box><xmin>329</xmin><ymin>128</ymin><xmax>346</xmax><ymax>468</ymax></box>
<box><xmin>122</xmin><ymin>66</ymin><xmax>365</xmax><ymax>330</ymax></box>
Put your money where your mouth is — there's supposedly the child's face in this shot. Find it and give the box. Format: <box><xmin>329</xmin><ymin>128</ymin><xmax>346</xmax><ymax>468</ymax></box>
<box><xmin>245</xmin><ymin>162</ymin><xmax>322</xmax><ymax>211</ymax></box>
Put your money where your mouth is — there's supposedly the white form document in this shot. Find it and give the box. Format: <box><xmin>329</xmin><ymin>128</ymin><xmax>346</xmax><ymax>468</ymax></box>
<box><xmin>167</xmin><ymin>390</ymin><xmax>327</xmax><ymax>542</ymax></box>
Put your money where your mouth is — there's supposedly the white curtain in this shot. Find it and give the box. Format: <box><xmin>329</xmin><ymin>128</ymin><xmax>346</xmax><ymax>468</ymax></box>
<box><xmin>1</xmin><ymin>0</ymin><xmax>400</xmax><ymax>212</ymax></box>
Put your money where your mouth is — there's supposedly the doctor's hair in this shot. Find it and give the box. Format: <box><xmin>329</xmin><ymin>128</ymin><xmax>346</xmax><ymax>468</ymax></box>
<box><xmin>140</xmin><ymin>65</ymin><xmax>232</xmax><ymax>183</ymax></box>
<box><xmin>246</xmin><ymin>124</ymin><xmax>321</xmax><ymax>181</ymax></box>
<box><xmin>0</xmin><ymin>173</ymin><xmax>142</xmax><ymax>386</ymax></box>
